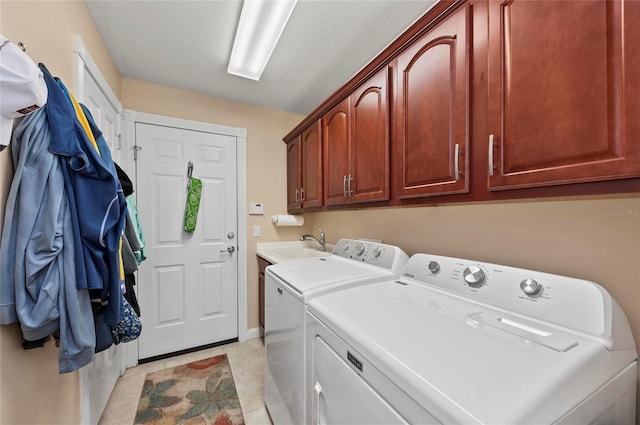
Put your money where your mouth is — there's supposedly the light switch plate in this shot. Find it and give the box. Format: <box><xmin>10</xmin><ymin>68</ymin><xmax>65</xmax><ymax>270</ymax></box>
<box><xmin>249</xmin><ymin>203</ymin><xmax>264</xmax><ymax>215</ymax></box>
<box><xmin>253</xmin><ymin>225</ymin><xmax>261</xmax><ymax>237</ymax></box>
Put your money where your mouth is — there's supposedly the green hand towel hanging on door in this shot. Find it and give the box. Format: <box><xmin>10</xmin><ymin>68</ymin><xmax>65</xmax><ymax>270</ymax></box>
<box><xmin>184</xmin><ymin>177</ymin><xmax>202</xmax><ymax>232</ymax></box>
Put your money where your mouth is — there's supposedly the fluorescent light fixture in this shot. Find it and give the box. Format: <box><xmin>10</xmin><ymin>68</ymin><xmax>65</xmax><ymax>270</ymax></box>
<box><xmin>228</xmin><ymin>0</ymin><xmax>298</xmax><ymax>81</ymax></box>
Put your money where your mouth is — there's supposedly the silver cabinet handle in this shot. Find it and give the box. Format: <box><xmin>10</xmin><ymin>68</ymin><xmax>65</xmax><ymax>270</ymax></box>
<box><xmin>454</xmin><ymin>143</ymin><xmax>461</xmax><ymax>181</ymax></box>
<box><xmin>300</xmin><ymin>187</ymin><xmax>305</xmax><ymax>203</ymax></box>
<box><xmin>348</xmin><ymin>174</ymin><xmax>353</xmax><ymax>196</ymax></box>
<box><xmin>295</xmin><ymin>188</ymin><xmax>299</xmax><ymax>203</ymax></box>
<box><xmin>488</xmin><ymin>134</ymin><xmax>495</xmax><ymax>176</ymax></box>
<box><xmin>343</xmin><ymin>175</ymin><xmax>348</xmax><ymax>197</ymax></box>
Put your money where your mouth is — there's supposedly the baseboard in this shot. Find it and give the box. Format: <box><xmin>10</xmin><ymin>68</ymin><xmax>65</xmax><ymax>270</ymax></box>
<box><xmin>246</xmin><ymin>327</ymin><xmax>263</xmax><ymax>340</ymax></box>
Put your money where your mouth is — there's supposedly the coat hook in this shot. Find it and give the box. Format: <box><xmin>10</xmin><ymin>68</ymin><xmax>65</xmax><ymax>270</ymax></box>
<box><xmin>17</xmin><ymin>42</ymin><xmax>26</xmax><ymax>52</ymax></box>
<box><xmin>187</xmin><ymin>161</ymin><xmax>193</xmax><ymax>191</ymax></box>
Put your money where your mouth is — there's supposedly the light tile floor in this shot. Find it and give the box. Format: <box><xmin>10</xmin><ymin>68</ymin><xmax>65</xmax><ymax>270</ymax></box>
<box><xmin>98</xmin><ymin>338</ymin><xmax>273</xmax><ymax>425</ymax></box>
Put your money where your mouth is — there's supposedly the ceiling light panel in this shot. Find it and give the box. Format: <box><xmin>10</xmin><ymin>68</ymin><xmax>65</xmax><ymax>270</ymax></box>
<box><xmin>228</xmin><ymin>0</ymin><xmax>298</xmax><ymax>81</ymax></box>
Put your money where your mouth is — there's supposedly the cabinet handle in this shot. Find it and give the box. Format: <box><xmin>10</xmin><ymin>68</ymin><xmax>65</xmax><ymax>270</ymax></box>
<box><xmin>454</xmin><ymin>143</ymin><xmax>461</xmax><ymax>181</ymax></box>
<box><xmin>348</xmin><ymin>174</ymin><xmax>353</xmax><ymax>196</ymax></box>
<box><xmin>295</xmin><ymin>188</ymin><xmax>299</xmax><ymax>203</ymax></box>
<box><xmin>343</xmin><ymin>175</ymin><xmax>348</xmax><ymax>197</ymax></box>
<box><xmin>300</xmin><ymin>187</ymin><xmax>305</xmax><ymax>203</ymax></box>
<box><xmin>488</xmin><ymin>134</ymin><xmax>495</xmax><ymax>176</ymax></box>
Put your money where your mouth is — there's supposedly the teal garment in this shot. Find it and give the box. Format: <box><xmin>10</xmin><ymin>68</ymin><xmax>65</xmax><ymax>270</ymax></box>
<box><xmin>125</xmin><ymin>195</ymin><xmax>146</xmax><ymax>264</ymax></box>
<box><xmin>184</xmin><ymin>178</ymin><xmax>202</xmax><ymax>233</ymax></box>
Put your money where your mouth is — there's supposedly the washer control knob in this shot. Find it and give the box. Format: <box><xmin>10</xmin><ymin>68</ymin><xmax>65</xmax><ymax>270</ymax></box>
<box><xmin>520</xmin><ymin>278</ymin><xmax>543</xmax><ymax>297</ymax></box>
<box><xmin>342</xmin><ymin>242</ymin><xmax>350</xmax><ymax>251</ymax></box>
<box><xmin>427</xmin><ymin>261</ymin><xmax>440</xmax><ymax>274</ymax></box>
<box><xmin>354</xmin><ymin>242</ymin><xmax>366</xmax><ymax>256</ymax></box>
<box><xmin>463</xmin><ymin>266</ymin><xmax>485</xmax><ymax>287</ymax></box>
<box><xmin>373</xmin><ymin>247</ymin><xmax>383</xmax><ymax>258</ymax></box>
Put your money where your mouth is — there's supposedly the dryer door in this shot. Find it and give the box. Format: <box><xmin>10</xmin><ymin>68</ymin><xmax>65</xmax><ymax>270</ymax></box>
<box><xmin>312</xmin><ymin>336</ymin><xmax>408</xmax><ymax>425</ymax></box>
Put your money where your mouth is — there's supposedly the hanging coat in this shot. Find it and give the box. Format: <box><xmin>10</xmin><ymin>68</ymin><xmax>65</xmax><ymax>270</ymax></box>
<box><xmin>41</xmin><ymin>64</ymin><xmax>126</xmax><ymax>329</ymax></box>
<box><xmin>0</xmin><ymin>107</ymin><xmax>95</xmax><ymax>373</ymax></box>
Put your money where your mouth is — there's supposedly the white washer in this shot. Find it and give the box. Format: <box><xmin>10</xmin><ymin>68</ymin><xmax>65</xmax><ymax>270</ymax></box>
<box><xmin>307</xmin><ymin>253</ymin><xmax>637</xmax><ymax>424</ymax></box>
<box><xmin>264</xmin><ymin>239</ymin><xmax>408</xmax><ymax>425</ymax></box>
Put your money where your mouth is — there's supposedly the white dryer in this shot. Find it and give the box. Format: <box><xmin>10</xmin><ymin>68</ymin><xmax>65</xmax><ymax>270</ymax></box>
<box><xmin>307</xmin><ymin>253</ymin><xmax>637</xmax><ymax>424</ymax></box>
<box><xmin>264</xmin><ymin>239</ymin><xmax>408</xmax><ymax>425</ymax></box>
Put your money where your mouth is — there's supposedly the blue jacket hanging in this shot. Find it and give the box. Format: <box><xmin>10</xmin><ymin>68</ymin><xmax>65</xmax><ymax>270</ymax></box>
<box><xmin>40</xmin><ymin>63</ymin><xmax>126</xmax><ymax>329</ymax></box>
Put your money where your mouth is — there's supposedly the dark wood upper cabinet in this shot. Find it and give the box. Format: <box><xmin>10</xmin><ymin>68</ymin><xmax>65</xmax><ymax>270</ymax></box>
<box><xmin>350</xmin><ymin>69</ymin><xmax>390</xmax><ymax>203</ymax></box>
<box><xmin>323</xmin><ymin>98</ymin><xmax>351</xmax><ymax>206</ymax></box>
<box><xmin>287</xmin><ymin>120</ymin><xmax>323</xmax><ymax>211</ymax></box>
<box><xmin>286</xmin><ymin>138</ymin><xmax>301</xmax><ymax>211</ymax></box>
<box><xmin>394</xmin><ymin>3</ymin><xmax>470</xmax><ymax>198</ymax></box>
<box><xmin>323</xmin><ymin>68</ymin><xmax>390</xmax><ymax>206</ymax></box>
<box><xmin>285</xmin><ymin>0</ymin><xmax>640</xmax><ymax>210</ymax></box>
<box><xmin>487</xmin><ymin>0</ymin><xmax>640</xmax><ymax>190</ymax></box>
<box><xmin>301</xmin><ymin>120</ymin><xmax>323</xmax><ymax>208</ymax></box>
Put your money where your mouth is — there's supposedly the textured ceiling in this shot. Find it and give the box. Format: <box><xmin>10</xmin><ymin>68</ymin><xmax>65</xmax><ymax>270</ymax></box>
<box><xmin>84</xmin><ymin>0</ymin><xmax>437</xmax><ymax>115</ymax></box>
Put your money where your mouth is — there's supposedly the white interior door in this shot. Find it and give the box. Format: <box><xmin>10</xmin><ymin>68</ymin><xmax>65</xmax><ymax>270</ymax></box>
<box><xmin>84</xmin><ymin>75</ymin><xmax>120</xmax><ymax>163</ymax></box>
<box><xmin>136</xmin><ymin>122</ymin><xmax>238</xmax><ymax>359</ymax></box>
<box><xmin>75</xmin><ymin>41</ymin><xmax>126</xmax><ymax>425</ymax></box>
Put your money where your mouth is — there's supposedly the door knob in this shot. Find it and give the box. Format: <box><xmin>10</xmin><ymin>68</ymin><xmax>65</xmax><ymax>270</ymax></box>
<box><xmin>227</xmin><ymin>232</ymin><xmax>235</xmax><ymax>240</ymax></box>
<box><xmin>220</xmin><ymin>246</ymin><xmax>236</xmax><ymax>254</ymax></box>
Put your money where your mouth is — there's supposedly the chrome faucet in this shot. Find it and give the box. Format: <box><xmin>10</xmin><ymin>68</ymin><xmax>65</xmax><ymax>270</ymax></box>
<box><xmin>300</xmin><ymin>226</ymin><xmax>326</xmax><ymax>251</ymax></box>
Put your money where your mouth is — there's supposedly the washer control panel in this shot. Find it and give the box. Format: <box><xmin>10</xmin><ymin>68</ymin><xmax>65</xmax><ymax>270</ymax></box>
<box><xmin>332</xmin><ymin>239</ymin><xmax>408</xmax><ymax>271</ymax></box>
<box><xmin>400</xmin><ymin>253</ymin><xmax>607</xmax><ymax>336</ymax></box>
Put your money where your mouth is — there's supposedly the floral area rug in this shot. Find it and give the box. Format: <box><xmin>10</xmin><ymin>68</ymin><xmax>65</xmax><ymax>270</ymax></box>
<box><xmin>134</xmin><ymin>354</ymin><xmax>245</xmax><ymax>425</ymax></box>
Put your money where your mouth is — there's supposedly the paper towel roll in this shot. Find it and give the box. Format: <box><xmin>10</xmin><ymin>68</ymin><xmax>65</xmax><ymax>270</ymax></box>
<box><xmin>270</xmin><ymin>215</ymin><xmax>304</xmax><ymax>226</ymax></box>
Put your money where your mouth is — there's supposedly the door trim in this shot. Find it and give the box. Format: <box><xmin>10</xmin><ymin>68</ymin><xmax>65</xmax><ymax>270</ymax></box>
<box><xmin>123</xmin><ymin>110</ymin><xmax>249</xmax><ymax>347</ymax></box>
<box><xmin>73</xmin><ymin>35</ymin><xmax>122</xmax><ymax>116</ymax></box>
<box><xmin>73</xmin><ymin>34</ymin><xmax>126</xmax><ymax>425</ymax></box>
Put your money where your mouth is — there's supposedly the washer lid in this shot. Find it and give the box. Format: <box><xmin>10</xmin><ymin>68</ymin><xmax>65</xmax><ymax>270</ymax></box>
<box><xmin>267</xmin><ymin>256</ymin><xmax>391</xmax><ymax>295</ymax></box>
<box><xmin>309</xmin><ymin>280</ymin><xmax>636</xmax><ymax>424</ymax></box>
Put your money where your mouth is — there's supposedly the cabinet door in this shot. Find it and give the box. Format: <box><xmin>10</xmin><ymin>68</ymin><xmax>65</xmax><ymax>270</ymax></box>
<box><xmin>286</xmin><ymin>138</ymin><xmax>301</xmax><ymax>211</ymax></box>
<box><xmin>395</xmin><ymin>4</ymin><xmax>470</xmax><ymax>199</ymax></box>
<box><xmin>257</xmin><ymin>257</ymin><xmax>271</xmax><ymax>331</ymax></box>
<box><xmin>323</xmin><ymin>98</ymin><xmax>351</xmax><ymax>206</ymax></box>
<box><xmin>351</xmin><ymin>68</ymin><xmax>390</xmax><ymax>203</ymax></box>
<box><xmin>301</xmin><ymin>120</ymin><xmax>323</xmax><ymax>208</ymax></box>
<box><xmin>488</xmin><ymin>0</ymin><xmax>640</xmax><ymax>190</ymax></box>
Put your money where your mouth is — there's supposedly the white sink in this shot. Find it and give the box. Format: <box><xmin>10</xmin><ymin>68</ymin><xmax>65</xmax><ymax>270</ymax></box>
<box><xmin>259</xmin><ymin>247</ymin><xmax>331</xmax><ymax>263</ymax></box>
<box><xmin>268</xmin><ymin>248</ymin><xmax>330</xmax><ymax>259</ymax></box>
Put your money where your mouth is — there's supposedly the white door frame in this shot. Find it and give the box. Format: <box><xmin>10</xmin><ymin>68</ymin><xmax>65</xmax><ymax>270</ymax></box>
<box><xmin>122</xmin><ymin>110</ymin><xmax>249</xmax><ymax>351</ymax></box>
<box><xmin>73</xmin><ymin>35</ymin><xmax>127</xmax><ymax>425</ymax></box>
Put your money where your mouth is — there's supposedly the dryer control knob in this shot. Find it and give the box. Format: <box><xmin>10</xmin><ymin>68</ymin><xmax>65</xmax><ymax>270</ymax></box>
<box><xmin>342</xmin><ymin>242</ymin><xmax>350</xmax><ymax>251</ymax></box>
<box><xmin>463</xmin><ymin>266</ymin><xmax>485</xmax><ymax>287</ymax></box>
<box><xmin>373</xmin><ymin>247</ymin><xmax>383</xmax><ymax>258</ymax></box>
<box><xmin>520</xmin><ymin>278</ymin><xmax>543</xmax><ymax>297</ymax></box>
<box><xmin>354</xmin><ymin>242</ymin><xmax>366</xmax><ymax>256</ymax></box>
<box><xmin>428</xmin><ymin>261</ymin><xmax>440</xmax><ymax>274</ymax></box>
